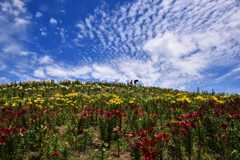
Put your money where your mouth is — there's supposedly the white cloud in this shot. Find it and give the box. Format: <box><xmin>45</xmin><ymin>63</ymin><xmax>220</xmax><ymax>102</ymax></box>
<box><xmin>19</xmin><ymin>51</ymin><xmax>36</xmax><ymax>56</ymax></box>
<box><xmin>50</xmin><ymin>18</ymin><xmax>57</xmax><ymax>24</ymax></box>
<box><xmin>14</xmin><ymin>17</ymin><xmax>29</xmax><ymax>26</ymax></box>
<box><xmin>234</xmin><ymin>76</ymin><xmax>240</xmax><ymax>80</ymax></box>
<box><xmin>58</xmin><ymin>28</ymin><xmax>66</xmax><ymax>43</ymax></box>
<box><xmin>36</xmin><ymin>11</ymin><xmax>43</xmax><ymax>18</ymax></box>
<box><xmin>0</xmin><ymin>0</ymin><xmax>26</xmax><ymax>16</ymax></box>
<box><xmin>71</xmin><ymin>0</ymin><xmax>240</xmax><ymax>91</ymax></box>
<box><xmin>0</xmin><ymin>2</ymin><xmax>12</xmax><ymax>12</ymax></box>
<box><xmin>45</xmin><ymin>65</ymin><xmax>92</xmax><ymax>79</ymax></box>
<box><xmin>39</xmin><ymin>55</ymin><xmax>54</xmax><ymax>64</ymax></box>
<box><xmin>41</xmin><ymin>32</ymin><xmax>47</xmax><ymax>36</ymax></box>
<box><xmin>2</xmin><ymin>43</ymin><xmax>22</xmax><ymax>53</ymax></box>
<box><xmin>216</xmin><ymin>66</ymin><xmax>240</xmax><ymax>82</ymax></box>
<box><xmin>0</xmin><ymin>64</ymin><xmax>7</xmax><ymax>70</ymax></box>
<box><xmin>0</xmin><ymin>77</ymin><xmax>9</xmax><ymax>84</ymax></box>
<box><xmin>34</xmin><ymin>67</ymin><xmax>46</xmax><ymax>78</ymax></box>
<box><xmin>12</xmin><ymin>0</ymin><xmax>26</xmax><ymax>12</ymax></box>
<box><xmin>92</xmin><ymin>64</ymin><xmax>122</xmax><ymax>81</ymax></box>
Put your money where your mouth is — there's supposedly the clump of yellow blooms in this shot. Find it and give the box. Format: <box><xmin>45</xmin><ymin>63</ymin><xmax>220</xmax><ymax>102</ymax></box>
<box><xmin>108</xmin><ymin>94</ymin><xmax>123</xmax><ymax>104</ymax></box>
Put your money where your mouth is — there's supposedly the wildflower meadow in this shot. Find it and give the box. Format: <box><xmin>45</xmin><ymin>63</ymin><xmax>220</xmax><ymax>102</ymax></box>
<box><xmin>0</xmin><ymin>80</ymin><xmax>240</xmax><ymax>160</ymax></box>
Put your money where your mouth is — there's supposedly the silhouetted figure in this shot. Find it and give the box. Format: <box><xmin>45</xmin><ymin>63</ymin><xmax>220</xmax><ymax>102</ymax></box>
<box><xmin>134</xmin><ymin>80</ymin><xmax>138</xmax><ymax>85</ymax></box>
<box><xmin>130</xmin><ymin>80</ymin><xmax>133</xmax><ymax>85</ymax></box>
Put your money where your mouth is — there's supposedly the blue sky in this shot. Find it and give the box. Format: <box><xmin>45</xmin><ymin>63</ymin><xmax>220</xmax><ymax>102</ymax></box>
<box><xmin>0</xmin><ymin>0</ymin><xmax>240</xmax><ymax>94</ymax></box>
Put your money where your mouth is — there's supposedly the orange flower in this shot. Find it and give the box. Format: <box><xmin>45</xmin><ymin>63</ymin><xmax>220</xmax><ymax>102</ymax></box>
<box><xmin>153</xmin><ymin>113</ymin><xmax>157</xmax><ymax>117</ymax></box>
<box><xmin>185</xmin><ymin>123</ymin><xmax>190</xmax><ymax>127</ymax></box>
<box><xmin>75</xmin><ymin>107</ymin><xmax>78</xmax><ymax>109</ymax></box>
<box><xmin>174</xmin><ymin>120</ymin><xmax>179</xmax><ymax>124</ymax></box>
<box><xmin>39</xmin><ymin>108</ymin><xmax>44</xmax><ymax>110</ymax></box>
<box><xmin>63</xmin><ymin>142</ymin><xmax>65</xmax><ymax>147</ymax></box>
<box><xmin>50</xmin><ymin>151</ymin><xmax>60</xmax><ymax>157</ymax></box>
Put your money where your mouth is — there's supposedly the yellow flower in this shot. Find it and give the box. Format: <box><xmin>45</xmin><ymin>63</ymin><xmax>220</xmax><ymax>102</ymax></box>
<box><xmin>129</xmin><ymin>101</ymin><xmax>134</xmax><ymax>104</ymax></box>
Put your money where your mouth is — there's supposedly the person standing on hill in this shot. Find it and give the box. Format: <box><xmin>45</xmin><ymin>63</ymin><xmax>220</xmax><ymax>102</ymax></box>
<box><xmin>134</xmin><ymin>80</ymin><xmax>138</xmax><ymax>85</ymax></box>
<box><xmin>130</xmin><ymin>80</ymin><xmax>133</xmax><ymax>85</ymax></box>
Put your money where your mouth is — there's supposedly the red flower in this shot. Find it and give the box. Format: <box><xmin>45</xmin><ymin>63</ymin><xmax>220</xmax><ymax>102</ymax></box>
<box><xmin>221</xmin><ymin>135</ymin><xmax>227</xmax><ymax>141</ymax></box>
<box><xmin>174</xmin><ymin>120</ymin><xmax>179</xmax><ymax>124</ymax></box>
<box><xmin>8</xmin><ymin>118</ymin><xmax>14</xmax><ymax>122</ymax></box>
<box><xmin>163</xmin><ymin>133</ymin><xmax>171</xmax><ymax>141</ymax></box>
<box><xmin>113</xmin><ymin>126</ymin><xmax>120</xmax><ymax>132</ymax></box>
<box><xmin>20</xmin><ymin>127</ymin><xmax>27</xmax><ymax>133</ymax></box>
<box><xmin>149</xmin><ymin>139</ymin><xmax>157</xmax><ymax>148</ymax></box>
<box><xmin>11</xmin><ymin>127</ymin><xmax>18</xmax><ymax>134</ymax></box>
<box><xmin>221</xmin><ymin>122</ymin><xmax>229</xmax><ymax>131</ymax></box>
<box><xmin>214</xmin><ymin>135</ymin><xmax>220</xmax><ymax>141</ymax></box>
<box><xmin>199</xmin><ymin>141</ymin><xmax>204</xmax><ymax>147</ymax></box>
<box><xmin>101</xmin><ymin>101</ymin><xmax>106</xmax><ymax>104</ymax></box>
<box><xmin>166</xmin><ymin>122</ymin><xmax>173</xmax><ymax>128</ymax></box>
<box><xmin>154</xmin><ymin>133</ymin><xmax>171</xmax><ymax>142</ymax></box>
<box><xmin>50</xmin><ymin>151</ymin><xmax>60</xmax><ymax>157</ymax></box>
<box><xmin>178</xmin><ymin>115</ymin><xmax>183</xmax><ymax>119</ymax></box>
<box><xmin>180</xmin><ymin>129</ymin><xmax>188</xmax><ymax>136</ymax></box>
<box><xmin>152</xmin><ymin>113</ymin><xmax>157</xmax><ymax>117</ymax></box>
<box><xmin>16</xmin><ymin>122</ymin><xmax>22</xmax><ymax>128</ymax></box>
<box><xmin>1</xmin><ymin>127</ymin><xmax>10</xmax><ymax>136</ymax></box>
<box><xmin>45</xmin><ymin>123</ymin><xmax>51</xmax><ymax>128</ymax></box>
<box><xmin>0</xmin><ymin>136</ymin><xmax>6</xmax><ymax>145</ymax></box>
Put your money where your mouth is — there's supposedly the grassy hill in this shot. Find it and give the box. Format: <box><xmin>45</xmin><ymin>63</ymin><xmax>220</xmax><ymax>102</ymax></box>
<box><xmin>0</xmin><ymin>80</ymin><xmax>240</xmax><ymax>160</ymax></box>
